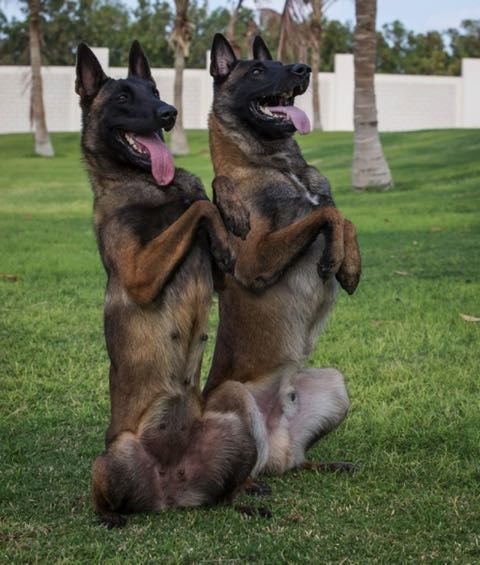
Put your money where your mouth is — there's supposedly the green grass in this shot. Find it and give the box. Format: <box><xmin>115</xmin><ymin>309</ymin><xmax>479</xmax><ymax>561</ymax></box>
<box><xmin>1</xmin><ymin>129</ymin><xmax>479</xmax><ymax>562</ymax></box>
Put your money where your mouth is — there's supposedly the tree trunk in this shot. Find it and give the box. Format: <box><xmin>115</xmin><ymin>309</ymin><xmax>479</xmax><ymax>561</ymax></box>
<box><xmin>28</xmin><ymin>0</ymin><xmax>54</xmax><ymax>157</ymax></box>
<box><xmin>226</xmin><ymin>0</ymin><xmax>243</xmax><ymax>55</ymax></box>
<box><xmin>170</xmin><ymin>46</ymin><xmax>189</xmax><ymax>155</ymax></box>
<box><xmin>352</xmin><ymin>0</ymin><xmax>392</xmax><ymax>190</ymax></box>
<box><xmin>277</xmin><ymin>0</ymin><xmax>291</xmax><ymax>61</ymax></box>
<box><xmin>170</xmin><ymin>0</ymin><xmax>190</xmax><ymax>156</ymax></box>
<box><xmin>310</xmin><ymin>0</ymin><xmax>322</xmax><ymax>130</ymax></box>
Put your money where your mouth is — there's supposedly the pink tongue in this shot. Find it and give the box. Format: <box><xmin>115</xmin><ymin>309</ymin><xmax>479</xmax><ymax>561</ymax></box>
<box><xmin>135</xmin><ymin>133</ymin><xmax>175</xmax><ymax>186</ymax></box>
<box><xmin>268</xmin><ymin>105</ymin><xmax>311</xmax><ymax>135</ymax></box>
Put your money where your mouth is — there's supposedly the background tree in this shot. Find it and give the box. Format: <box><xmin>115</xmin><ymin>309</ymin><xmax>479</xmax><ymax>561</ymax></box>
<box><xmin>169</xmin><ymin>0</ymin><xmax>192</xmax><ymax>155</ymax></box>
<box><xmin>277</xmin><ymin>0</ymin><xmax>308</xmax><ymax>62</ymax></box>
<box><xmin>28</xmin><ymin>0</ymin><xmax>54</xmax><ymax>157</ymax></box>
<box><xmin>0</xmin><ymin>3</ymin><xmax>478</xmax><ymax>76</ymax></box>
<box><xmin>447</xmin><ymin>19</ymin><xmax>480</xmax><ymax>74</ymax></box>
<box><xmin>129</xmin><ymin>0</ymin><xmax>172</xmax><ymax>67</ymax></box>
<box><xmin>352</xmin><ymin>0</ymin><xmax>392</xmax><ymax>190</ymax></box>
<box><xmin>225</xmin><ymin>0</ymin><xmax>242</xmax><ymax>54</ymax></box>
<box><xmin>302</xmin><ymin>1</ymin><xmax>342</xmax><ymax>130</ymax></box>
<box><xmin>320</xmin><ymin>19</ymin><xmax>353</xmax><ymax>70</ymax></box>
<box><xmin>309</xmin><ymin>0</ymin><xmax>323</xmax><ymax>129</ymax></box>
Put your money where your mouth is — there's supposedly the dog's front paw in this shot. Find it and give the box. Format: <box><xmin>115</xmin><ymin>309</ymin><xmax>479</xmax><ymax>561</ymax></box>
<box><xmin>317</xmin><ymin>253</ymin><xmax>342</xmax><ymax>282</ymax></box>
<box><xmin>336</xmin><ymin>219</ymin><xmax>361</xmax><ymax>294</ymax></box>
<box><xmin>211</xmin><ymin>242</ymin><xmax>235</xmax><ymax>274</ymax></box>
<box><xmin>336</xmin><ymin>264</ymin><xmax>361</xmax><ymax>295</ymax></box>
<box><xmin>213</xmin><ymin>176</ymin><xmax>251</xmax><ymax>240</ymax></box>
<box><xmin>224</xmin><ymin>208</ymin><xmax>251</xmax><ymax>240</ymax></box>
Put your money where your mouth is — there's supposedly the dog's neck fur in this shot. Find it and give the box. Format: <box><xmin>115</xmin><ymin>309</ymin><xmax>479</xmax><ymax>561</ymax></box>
<box><xmin>209</xmin><ymin>113</ymin><xmax>307</xmax><ymax>178</ymax></box>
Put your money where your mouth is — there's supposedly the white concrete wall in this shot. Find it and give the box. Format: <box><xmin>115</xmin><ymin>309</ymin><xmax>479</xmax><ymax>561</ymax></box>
<box><xmin>462</xmin><ymin>58</ymin><xmax>480</xmax><ymax>128</ymax></box>
<box><xmin>0</xmin><ymin>53</ymin><xmax>478</xmax><ymax>134</ymax></box>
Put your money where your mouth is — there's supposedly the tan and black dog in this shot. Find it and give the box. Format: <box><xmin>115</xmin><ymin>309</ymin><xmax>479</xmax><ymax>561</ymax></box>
<box><xmin>204</xmin><ymin>35</ymin><xmax>361</xmax><ymax>474</ymax></box>
<box><xmin>76</xmin><ymin>41</ymin><xmax>267</xmax><ymax>527</ymax></box>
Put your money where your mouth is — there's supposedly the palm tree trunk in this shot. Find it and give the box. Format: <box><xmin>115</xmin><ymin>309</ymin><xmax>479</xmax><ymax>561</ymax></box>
<box><xmin>226</xmin><ymin>0</ymin><xmax>243</xmax><ymax>53</ymax></box>
<box><xmin>171</xmin><ymin>45</ymin><xmax>189</xmax><ymax>155</ymax></box>
<box><xmin>310</xmin><ymin>0</ymin><xmax>322</xmax><ymax>130</ymax></box>
<box><xmin>352</xmin><ymin>0</ymin><xmax>391</xmax><ymax>190</ymax></box>
<box><xmin>277</xmin><ymin>0</ymin><xmax>291</xmax><ymax>60</ymax></box>
<box><xmin>28</xmin><ymin>0</ymin><xmax>54</xmax><ymax>157</ymax></box>
<box><xmin>170</xmin><ymin>0</ymin><xmax>190</xmax><ymax>156</ymax></box>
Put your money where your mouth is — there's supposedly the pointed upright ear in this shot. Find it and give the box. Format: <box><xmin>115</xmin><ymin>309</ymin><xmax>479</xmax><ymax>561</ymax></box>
<box><xmin>210</xmin><ymin>33</ymin><xmax>238</xmax><ymax>80</ymax></box>
<box><xmin>252</xmin><ymin>36</ymin><xmax>273</xmax><ymax>61</ymax></box>
<box><xmin>128</xmin><ymin>40</ymin><xmax>154</xmax><ymax>83</ymax></box>
<box><xmin>75</xmin><ymin>42</ymin><xmax>107</xmax><ymax>99</ymax></box>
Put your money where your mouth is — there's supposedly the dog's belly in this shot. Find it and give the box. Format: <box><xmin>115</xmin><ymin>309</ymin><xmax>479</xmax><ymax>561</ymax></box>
<box><xmin>218</xmin><ymin>234</ymin><xmax>337</xmax><ymax>380</ymax></box>
<box><xmin>105</xmin><ymin>246</ymin><xmax>213</xmax><ymax>436</ymax></box>
<box><xmin>274</xmin><ymin>233</ymin><xmax>338</xmax><ymax>361</ymax></box>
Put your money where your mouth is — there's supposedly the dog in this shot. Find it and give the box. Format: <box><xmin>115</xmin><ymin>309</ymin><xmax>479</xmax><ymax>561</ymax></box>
<box><xmin>203</xmin><ymin>34</ymin><xmax>361</xmax><ymax>475</ymax></box>
<box><xmin>76</xmin><ymin>40</ymin><xmax>267</xmax><ymax>527</ymax></box>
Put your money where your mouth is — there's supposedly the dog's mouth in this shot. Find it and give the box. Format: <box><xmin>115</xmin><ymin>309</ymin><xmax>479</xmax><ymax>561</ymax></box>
<box><xmin>250</xmin><ymin>84</ymin><xmax>311</xmax><ymax>135</ymax></box>
<box><xmin>119</xmin><ymin>131</ymin><xmax>175</xmax><ymax>186</ymax></box>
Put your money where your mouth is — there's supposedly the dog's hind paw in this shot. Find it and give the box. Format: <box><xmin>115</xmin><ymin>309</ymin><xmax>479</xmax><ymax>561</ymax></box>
<box><xmin>243</xmin><ymin>478</ymin><xmax>272</xmax><ymax>497</ymax></box>
<box><xmin>98</xmin><ymin>511</ymin><xmax>128</xmax><ymax>529</ymax></box>
<box><xmin>235</xmin><ymin>504</ymin><xmax>273</xmax><ymax>519</ymax></box>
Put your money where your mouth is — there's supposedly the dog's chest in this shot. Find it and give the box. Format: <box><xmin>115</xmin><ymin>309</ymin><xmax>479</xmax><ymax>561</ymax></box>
<box><xmin>252</xmin><ymin>175</ymin><xmax>319</xmax><ymax>229</ymax></box>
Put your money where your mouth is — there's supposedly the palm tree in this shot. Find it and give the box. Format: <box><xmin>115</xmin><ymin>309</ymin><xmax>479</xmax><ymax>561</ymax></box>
<box><xmin>352</xmin><ymin>0</ymin><xmax>392</xmax><ymax>190</ymax></box>
<box><xmin>277</xmin><ymin>0</ymin><xmax>337</xmax><ymax>131</ymax></box>
<box><xmin>28</xmin><ymin>0</ymin><xmax>54</xmax><ymax>157</ymax></box>
<box><xmin>226</xmin><ymin>0</ymin><xmax>243</xmax><ymax>53</ymax></box>
<box><xmin>309</xmin><ymin>0</ymin><xmax>323</xmax><ymax>130</ymax></box>
<box><xmin>169</xmin><ymin>0</ymin><xmax>192</xmax><ymax>156</ymax></box>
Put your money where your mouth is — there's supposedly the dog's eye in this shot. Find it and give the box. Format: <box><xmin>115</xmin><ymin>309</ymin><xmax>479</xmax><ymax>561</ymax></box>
<box><xmin>117</xmin><ymin>93</ymin><xmax>128</xmax><ymax>103</ymax></box>
<box><xmin>153</xmin><ymin>88</ymin><xmax>160</xmax><ymax>99</ymax></box>
<box><xmin>251</xmin><ymin>68</ymin><xmax>263</xmax><ymax>77</ymax></box>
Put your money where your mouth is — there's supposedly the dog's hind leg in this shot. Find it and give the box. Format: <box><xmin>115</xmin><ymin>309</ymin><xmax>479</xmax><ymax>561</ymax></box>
<box><xmin>91</xmin><ymin>432</ymin><xmax>159</xmax><ymax>528</ymax></box>
<box><xmin>251</xmin><ymin>368</ymin><xmax>352</xmax><ymax>474</ymax></box>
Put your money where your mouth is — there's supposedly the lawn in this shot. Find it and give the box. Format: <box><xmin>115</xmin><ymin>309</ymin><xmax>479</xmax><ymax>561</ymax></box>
<box><xmin>1</xmin><ymin>129</ymin><xmax>479</xmax><ymax>562</ymax></box>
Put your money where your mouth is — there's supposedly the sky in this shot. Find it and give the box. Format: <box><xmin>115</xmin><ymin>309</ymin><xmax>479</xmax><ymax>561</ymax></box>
<box><xmin>243</xmin><ymin>0</ymin><xmax>480</xmax><ymax>33</ymax></box>
<box><xmin>2</xmin><ymin>0</ymin><xmax>480</xmax><ymax>34</ymax></box>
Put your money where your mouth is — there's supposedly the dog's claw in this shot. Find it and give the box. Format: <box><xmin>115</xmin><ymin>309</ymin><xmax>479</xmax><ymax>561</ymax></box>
<box><xmin>243</xmin><ymin>479</ymin><xmax>272</xmax><ymax>497</ymax></box>
<box><xmin>99</xmin><ymin>512</ymin><xmax>127</xmax><ymax>529</ymax></box>
<box><xmin>317</xmin><ymin>261</ymin><xmax>335</xmax><ymax>281</ymax></box>
<box><xmin>235</xmin><ymin>504</ymin><xmax>273</xmax><ymax>519</ymax></box>
<box><xmin>336</xmin><ymin>268</ymin><xmax>360</xmax><ymax>295</ymax></box>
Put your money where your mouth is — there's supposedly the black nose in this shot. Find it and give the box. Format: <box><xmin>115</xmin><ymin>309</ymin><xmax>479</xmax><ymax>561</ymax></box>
<box><xmin>156</xmin><ymin>104</ymin><xmax>177</xmax><ymax>130</ymax></box>
<box><xmin>291</xmin><ymin>64</ymin><xmax>311</xmax><ymax>76</ymax></box>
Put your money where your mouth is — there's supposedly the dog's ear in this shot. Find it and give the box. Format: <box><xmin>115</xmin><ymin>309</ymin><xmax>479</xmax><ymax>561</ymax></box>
<box><xmin>210</xmin><ymin>33</ymin><xmax>238</xmax><ymax>80</ymax></box>
<box><xmin>128</xmin><ymin>40</ymin><xmax>154</xmax><ymax>83</ymax></box>
<box><xmin>252</xmin><ymin>36</ymin><xmax>273</xmax><ymax>61</ymax></box>
<box><xmin>75</xmin><ymin>42</ymin><xmax>108</xmax><ymax>99</ymax></box>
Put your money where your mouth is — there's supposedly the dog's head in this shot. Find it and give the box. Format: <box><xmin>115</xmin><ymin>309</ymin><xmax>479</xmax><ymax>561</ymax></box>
<box><xmin>210</xmin><ymin>34</ymin><xmax>311</xmax><ymax>140</ymax></box>
<box><xmin>75</xmin><ymin>41</ymin><xmax>177</xmax><ymax>186</ymax></box>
